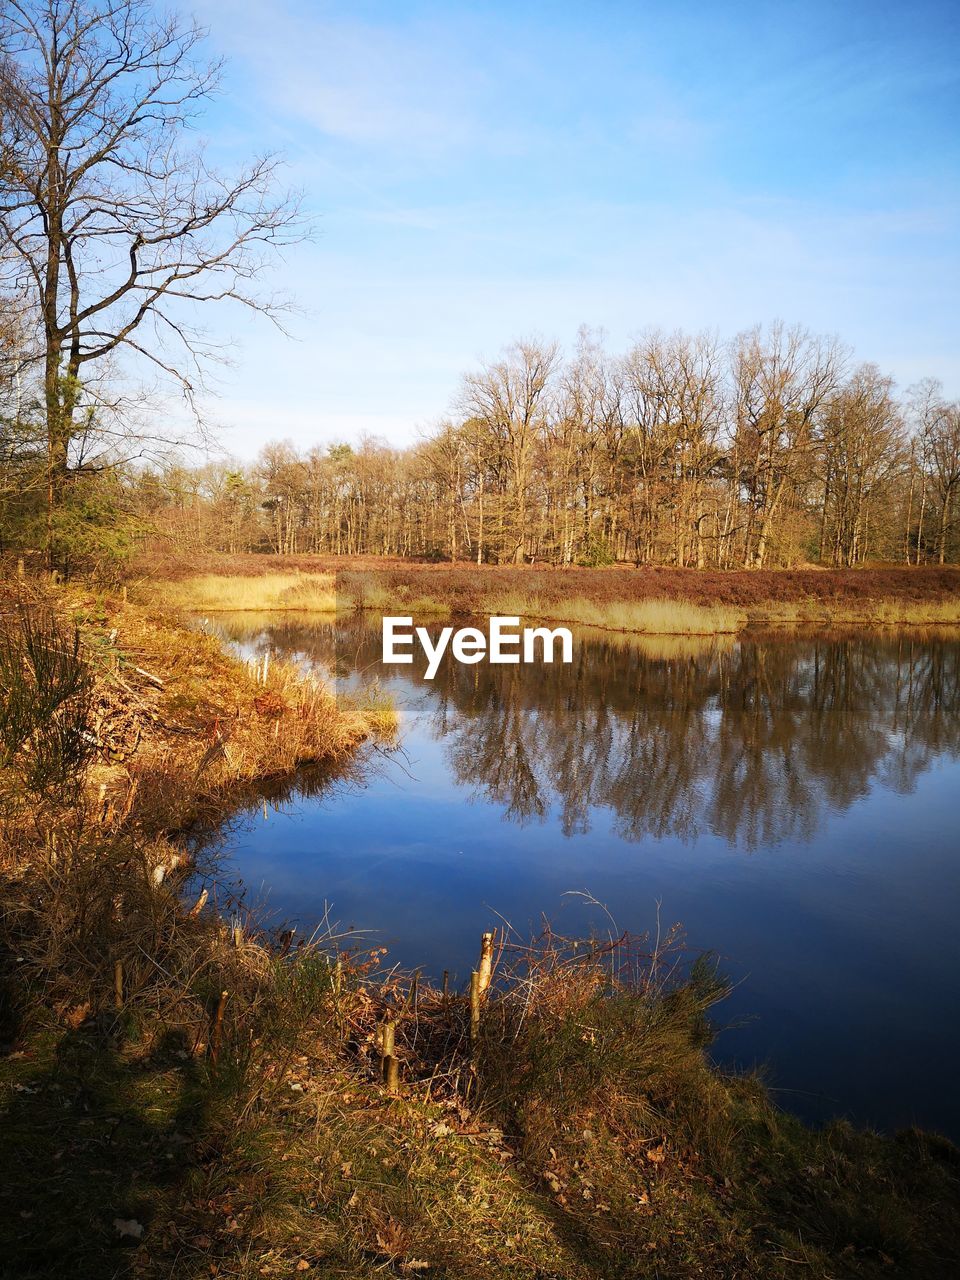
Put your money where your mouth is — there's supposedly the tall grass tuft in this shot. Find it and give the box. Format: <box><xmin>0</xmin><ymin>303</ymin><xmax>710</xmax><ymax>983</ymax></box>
<box><xmin>152</xmin><ymin>572</ymin><xmax>338</xmax><ymax>613</ymax></box>
<box><xmin>490</xmin><ymin>594</ymin><xmax>748</xmax><ymax>635</ymax></box>
<box><xmin>0</xmin><ymin>607</ymin><xmax>93</xmax><ymax>798</ymax></box>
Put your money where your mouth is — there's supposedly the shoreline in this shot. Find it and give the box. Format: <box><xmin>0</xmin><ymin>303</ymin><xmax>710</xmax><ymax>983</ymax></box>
<box><xmin>2</xmin><ymin>574</ymin><xmax>959</xmax><ymax>1277</ymax></box>
<box><xmin>146</xmin><ymin>558</ymin><xmax>960</xmax><ymax>635</ymax></box>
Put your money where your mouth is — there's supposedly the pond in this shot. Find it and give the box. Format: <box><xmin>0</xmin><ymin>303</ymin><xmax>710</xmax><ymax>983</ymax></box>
<box><xmin>202</xmin><ymin>615</ymin><xmax>960</xmax><ymax>1141</ymax></box>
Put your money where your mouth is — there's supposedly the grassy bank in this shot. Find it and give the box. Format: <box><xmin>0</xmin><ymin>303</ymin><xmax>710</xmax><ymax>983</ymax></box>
<box><xmin>338</xmin><ymin>562</ymin><xmax>960</xmax><ymax>630</ymax></box>
<box><xmin>145</xmin><ymin>556</ymin><xmax>960</xmax><ymax>633</ymax></box>
<box><xmin>157</xmin><ymin>571</ymin><xmax>338</xmax><ymax>614</ymax></box>
<box><xmin>1</xmin><ymin>574</ymin><xmax>959</xmax><ymax>1278</ymax></box>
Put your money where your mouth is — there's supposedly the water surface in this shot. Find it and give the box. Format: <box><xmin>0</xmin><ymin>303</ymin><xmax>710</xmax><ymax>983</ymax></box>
<box><xmin>205</xmin><ymin>616</ymin><xmax>960</xmax><ymax>1140</ymax></box>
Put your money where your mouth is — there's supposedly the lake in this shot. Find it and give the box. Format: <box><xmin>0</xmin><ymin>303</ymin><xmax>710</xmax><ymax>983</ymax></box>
<box><xmin>201</xmin><ymin>615</ymin><xmax>960</xmax><ymax>1141</ymax></box>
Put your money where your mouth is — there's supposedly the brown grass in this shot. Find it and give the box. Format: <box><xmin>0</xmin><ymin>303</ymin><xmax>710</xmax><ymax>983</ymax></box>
<box><xmin>352</xmin><ymin>565</ymin><xmax>960</xmax><ymax>632</ymax></box>
<box><xmin>133</xmin><ymin>554</ymin><xmax>960</xmax><ymax>632</ymax></box>
<box><xmin>84</xmin><ymin>602</ymin><xmax>373</xmax><ymax>833</ymax></box>
<box><xmin>1</xmin><ymin>574</ymin><xmax>959</xmax><ymax>1279</ymax></box>
<box><xmin>488</xmin><ymin>593</ymin><xmax>747</xmax><ymax>634</ymax></box>
<box><xmin>147</xmin><ymin>570</ymin><xmax>337</xmax><ymax>613</ymax></box>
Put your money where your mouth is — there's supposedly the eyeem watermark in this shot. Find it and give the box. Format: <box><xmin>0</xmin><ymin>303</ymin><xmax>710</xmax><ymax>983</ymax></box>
<box><xmin>382</xmin><ymin>616</ymin><xmax>573</xmax><ymax>680</ymax></box>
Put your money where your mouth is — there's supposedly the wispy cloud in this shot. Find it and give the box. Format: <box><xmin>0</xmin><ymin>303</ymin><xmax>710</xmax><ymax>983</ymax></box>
<box><xmin>180</xmin><ymin>0</ymin><xmax>959</xmax><ymax>457</ymax></box>
<box><xmin>195</xmin><ymin>1</ymin><xmax>498</xmax><ymax>155</ymax></box>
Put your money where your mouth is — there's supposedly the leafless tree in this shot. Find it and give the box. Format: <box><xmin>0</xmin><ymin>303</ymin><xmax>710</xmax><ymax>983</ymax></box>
<box><xmin>912</xmin><ymin>380</ymin><xmax>960</xmax><ymax>564</ymax></box>
<box><xmin>732</xmin><ymin>323</ymin><xmax>846</xmax><ymax>567</ymax></box>
<box><xmin>0</xmin><ymin>0</ymin><xmax>301</xmax><ymax>558</ymax></box>
<box><xmin>127</xmin><ymin>324</ymin><xmax>953</xmax><ymax>570</ymax></box>
<box><xmin>459</xmin><ymin>339</ymin><xmax>560</xmax><ymax>563</ymax></box>
<box><xmin>817</xmin><ymin>365</ymin><xmax>905</xmax><ymax>565</ymax></box>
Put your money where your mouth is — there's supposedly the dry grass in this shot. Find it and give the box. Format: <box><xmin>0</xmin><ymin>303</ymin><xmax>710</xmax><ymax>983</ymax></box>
<box><xmin>752</xmin><ymin>597</ymin><xmax>960</xmax><ymax>626</ymax></box>
<box><xmin>3</xmin><ymin>573</ymin><xmax>960</xmax><ymax>1278</ymax></box>
<box><xmin>2</xmin><ymin>869</ymin><xmax>959</xmax><ymax>1279</ymax></box>
<box><xmin>150</xmin><ymin>571</ymin><xmax>337</xmax><ymax>613</ymax></box>
<box><xmin>340</xmin><ymin>570</ymin><xmax>453</xmax><ymax>618</ymax></box>
<box><xmin>489</xmin><ymin>594</ymin><xmax>747</xmax><ymax>634</ymax></box>
<box><xmin>0</xmin><ymin>577</ymin><xmax>390</xmax><ymax>846</ymax></box>
<box><xmin>330</xmin><ymin>562</ymin><xmax>960</xmax><ymax>632</ymax></box>
<box><xmin>136</xmin><ymin>556</ymin><xmax>960</xmax><ymax>633</ymax></box>
<box><xmin>78</xmin><ymin>607</ymin><xmax>367</xmax><ymax>833</ymax></box>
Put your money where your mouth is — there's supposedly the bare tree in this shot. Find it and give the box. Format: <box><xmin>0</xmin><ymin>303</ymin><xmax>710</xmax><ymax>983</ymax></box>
<box><xmin>120</xmin><ymin>322</ymin><xmax>949</xmax><ymax>571</ymax></box>
<box><xmin>733</xmin><ymin>323</ymin><xmax>845</xmax><ymax>568</ymax></box>
<box><xmin>459</xmin><ymin>339</ymin><xmax>559</xmax><ymax>563</ymax></box>
<box><xmin>0</xmin><ymin>0</ymin><xmax>300</xmax><ymax>559</ymax></box>
<box><xmin>817</xmin><ymin>365</ymin><xmax>905</xmax><ymax>565</ymax></box>
<box><xmin>912</xmin><ymin>380</ymin><xmax>960</xmax><ymax>564</ymax></box>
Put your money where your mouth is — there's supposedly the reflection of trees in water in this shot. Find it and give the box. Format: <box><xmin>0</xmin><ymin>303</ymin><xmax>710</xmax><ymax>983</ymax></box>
<box><xmin>433</xmin><ymin>632</ymin><xmax>960</xmax><ymax>848</ymax></box>
<box><xmin>208</xmin><ymin>618</ymin><xmax>960</xmax><ymax>849</ymax></box>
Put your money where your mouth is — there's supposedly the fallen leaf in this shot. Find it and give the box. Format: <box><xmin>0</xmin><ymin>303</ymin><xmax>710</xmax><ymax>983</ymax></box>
<box><xmin>65</xmin><ymin>1002</ymin><xmax>91</xmax><ymax>1029</ymax></box>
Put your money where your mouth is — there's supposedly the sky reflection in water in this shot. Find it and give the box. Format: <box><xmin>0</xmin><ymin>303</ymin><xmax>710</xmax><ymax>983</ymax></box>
<box><xmin>207</xmin><ymin>617</ymin><xmax>960</xmax><ymax>1140</ymax></box>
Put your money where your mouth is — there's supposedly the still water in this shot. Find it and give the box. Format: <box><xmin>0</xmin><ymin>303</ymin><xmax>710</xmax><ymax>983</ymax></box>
<box><xmin>205</xmin><ymin>617</ymin><xmax>960</xmax><ymax>1140</ymax></box>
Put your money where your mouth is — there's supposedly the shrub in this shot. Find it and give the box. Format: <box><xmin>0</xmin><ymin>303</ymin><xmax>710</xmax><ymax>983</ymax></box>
<box><xmin>0</xmin><ymin>606</ymin><xmax>93</xmax><ymax>799</ymax></box>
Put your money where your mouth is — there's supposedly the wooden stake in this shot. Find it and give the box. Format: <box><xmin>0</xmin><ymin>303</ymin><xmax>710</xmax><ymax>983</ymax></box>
<box><xmin>380</xmin><ymin>1019</ymin><xmax>396</xmax><ymax>1068</ymax></box>
<box><xmin>384</xmin><ymin>1054</ymin><xmax>400</xmax><ymax>1095</ymax></box>
<box><xmin>211</xmin><ymin>990</ymin><xmax>229</xmax><ymax>1062</ymax></box>
<box><xmin>189</xmin><ymin>888</ymin><xmax>208</xmax><ymax>917</ymax></box>
<box><xmin>114</xmin><ymin>960</ymin><xmax>123</xmax><ymax>1009</ymax></box>
<box><xmin>380</xmin><ymin>1019</ymin><xmax>399</xmax><ymax>1093</ymax></box>
<box><xmin>477</xmin><ymin>930</ymin><xmax>495</xmax><ymax>996</ymax></box>
<box><xmin>469</xmin><ymin>971</ymin><xmax>481</xmax><ymax>1045</ymax></box>
<box><xmin>120</xmin><ymin>778</ymin><xmax>139</xmax><ymax>821</ymax></box>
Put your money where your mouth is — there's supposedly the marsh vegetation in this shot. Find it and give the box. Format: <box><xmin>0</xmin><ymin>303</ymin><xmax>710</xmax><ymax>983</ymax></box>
<box><xmin>1</xmin><ymin>581</ymin><xmax>959</xmax><ymax>1277</ymax></box>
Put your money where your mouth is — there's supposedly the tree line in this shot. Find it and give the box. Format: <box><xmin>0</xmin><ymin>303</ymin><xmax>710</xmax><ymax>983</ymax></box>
<box><xmin>1</xmin><ymin>5</ymin><xmax>957</xmax><ymax>573</ymax></box>
<box><xmin>132</xmin><ymin>325</ymin><xmax>960</xmax><ymax>569</ymax></box>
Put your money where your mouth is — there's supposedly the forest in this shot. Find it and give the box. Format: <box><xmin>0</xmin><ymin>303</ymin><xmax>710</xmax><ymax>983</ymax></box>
<box><xmin>60</xmin><ymin>325</ymin><xmax>960</xmax><ymax>573</ymax></box>
<box><xmin>0</xmin><ymin>0</ymin><xmax>957</xmax><ymax>579</ymax></box>
<box><xmin>2</xmin><ymin>79</ymin><xmax>958</xmax><ymax>578</ymax></box>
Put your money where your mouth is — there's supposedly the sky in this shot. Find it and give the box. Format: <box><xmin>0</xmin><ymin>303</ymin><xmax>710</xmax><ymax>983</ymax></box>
<box><xmin>182</xmin><ymin>0</ymin><xmax>960</xmax><ymax>459</ymax></box>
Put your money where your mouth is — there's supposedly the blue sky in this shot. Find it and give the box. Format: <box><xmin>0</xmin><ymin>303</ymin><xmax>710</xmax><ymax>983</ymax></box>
<box><xmin>186</xmin><ymin>0</ymin><xmax>960</xmax><ymax>457</ymax></box>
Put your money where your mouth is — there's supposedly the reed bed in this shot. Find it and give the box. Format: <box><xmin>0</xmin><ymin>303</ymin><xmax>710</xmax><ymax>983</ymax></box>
<box><xmin>488</xmin><ymin>594</ymin><xmax>747</xmax><ymax>634</ymax></box>
<box><xmin>328</xmin><ymin>563</ymin><xmax>960</xmax><ymax>633</ymax></box>
<box><xmin>151</xmin><ymin>571</ymin><xmax>338</xmax><ymax>613</ymax></box>
<box><xmin>751</xmin><ymin>596</ymin><xmax>960</xmax><ymax>626</ymax></box>
<box><xmin>139</xmin><ymin>557</ymin><xmax>960</xmax><ymax>634</ymax></box>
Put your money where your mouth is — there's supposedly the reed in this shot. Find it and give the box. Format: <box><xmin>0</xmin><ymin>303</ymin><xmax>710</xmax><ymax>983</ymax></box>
<box><xmin>489</xmin><ymin>594</ymin><xmax>748</xmax><ymax>634</ymax></box>
<box><xmin>151</xmin><ymin>571</ymin><xmax>338</xmax><ymax>613</ymax></box>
